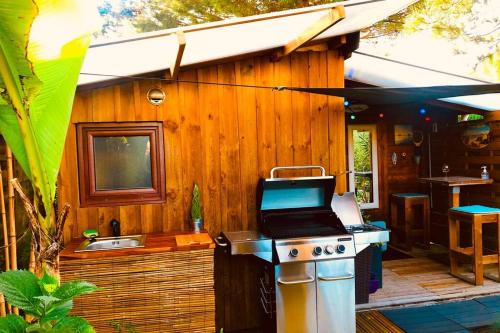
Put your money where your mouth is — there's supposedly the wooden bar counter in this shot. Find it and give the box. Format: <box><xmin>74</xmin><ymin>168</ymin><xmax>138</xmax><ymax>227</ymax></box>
<box><xmin>60</xmin><ymin>232</ymin><xmax>215</xmax><ymax>333</ymax></box>
<box><xmin>418</xmin><ymin>176</ymin><xmax>494</xmax><ymax>207</ymax></box>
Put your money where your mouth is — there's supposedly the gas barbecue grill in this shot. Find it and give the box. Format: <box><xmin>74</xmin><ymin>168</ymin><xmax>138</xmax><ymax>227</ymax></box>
<box><xmin>216</xmin><ymin>166</ymin><xmax>389</xmax><ymax>333</ymax></box>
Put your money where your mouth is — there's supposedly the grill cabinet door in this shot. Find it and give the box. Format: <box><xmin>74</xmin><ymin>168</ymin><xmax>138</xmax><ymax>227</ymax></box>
<box><xmin>275</xmin><ymin>262</ymin><xmax>317</xmax><ymax>333</ymax></box>
<box><xmin>316</xmin><ymin>259</ymin><xmax>356</xmax><ymax>333</ymax></box>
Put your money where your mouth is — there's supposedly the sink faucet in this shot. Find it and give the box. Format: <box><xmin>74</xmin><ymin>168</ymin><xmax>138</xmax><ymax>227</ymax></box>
<box><xmin>110</xmin><ymin>219</ymin><xmax>121</xmax><ymax>237</ymax></box>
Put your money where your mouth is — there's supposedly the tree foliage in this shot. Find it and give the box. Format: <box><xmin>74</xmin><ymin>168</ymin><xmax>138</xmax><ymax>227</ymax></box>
<box><xmin>95</xmin><ymin>0</ymin><xmax>338</xmax><ymax>37</ymax></box>
<box><xmin>363</xmin><ymin>0</ymin><xmax>499</xmax><ymax>80</ymax></box>
<box><xmin>0</xmin><ymin>0</ymin><xmax>94</xmax><ymax>275</ymax></box>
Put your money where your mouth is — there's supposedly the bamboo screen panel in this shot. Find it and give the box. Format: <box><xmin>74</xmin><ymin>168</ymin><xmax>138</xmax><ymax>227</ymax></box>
<box><xmin>60</xmin><ymin>249</ymin><xmax>215</xmax><ymax>333</ymax></box>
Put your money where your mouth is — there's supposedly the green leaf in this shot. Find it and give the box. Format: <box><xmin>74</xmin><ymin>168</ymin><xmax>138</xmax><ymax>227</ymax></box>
<box><xmin>34</xmin><ymin>295</ymin><xmax>61</xmax><ymax>308</ymax></box>
<box><xmin>0</xmin><ymin>314</ymin><xmax>28</xmax><ymax>333</ymax></box>
<box><xmin>42</xmin><ymin>300</ymin><xmax>72</xmax><ymax>323</ymax></box>
<box><xmin>0</xmin><ymin>270</ymin><xmax>43</xmax><ymax>315</ymax></box>
<box><xmin>52</xmin><ymin>281</ymin><xmax>98</xmax><ymax>303</ymax></box>
<box><xmin>38</xmin><ymin>272</ymin><xmax>59</xmax><ymax>295</ymax></box>
<box><xmin>53</xmin><ymin>316</ymin><xmax>96</xmax><ymax>333</ymax></box>
<box><xmin>0</xmin><ymin>0</ymin><xmax>37</xmax><ymax>180</ymax></box>
<box><xmin>26</xmin><ymin>321</ymin><xmax>53</xmax><ymax>333</ymax></box>
<box><xmin>0</xmin><ymin>0</ymin><xmax>94</xmax><ymax>219</ymax></box>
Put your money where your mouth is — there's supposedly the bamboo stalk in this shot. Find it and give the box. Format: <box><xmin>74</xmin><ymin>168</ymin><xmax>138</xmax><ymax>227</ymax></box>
<box><xmin>0</xmin><ymin>163</ymin><xmax>10</xmax><ymax>272</ymax></box>
<box><xmin>6</xmin><ymin>147</ymin><xmax>18</xmax><ymax>315</ymax></box>
<box><xmin>23</xmin><ymin>241</ymin><xmax>36</xmax><ymax>322</ymax></box>
<box><xmin>29</xmin><ymin>242</ymin><xmax>35</xmax><ymax>273</ymax></box>
<box><xmin>0</xmin><ymin>163</ymin><xmax>9</xmax><ymax>316</ymax></box>
<box><xmin>6</xmin><ymin>147</ymin><xmax>16</xmax><ymax>271</ymax></box>
<box><xmin>0</xmin><ymin>295</ymin><xmax>5</xmax><ymax>317</ymax></box>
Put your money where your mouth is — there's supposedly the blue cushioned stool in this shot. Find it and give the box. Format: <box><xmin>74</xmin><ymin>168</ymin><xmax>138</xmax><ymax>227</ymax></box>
<box><xmin>391</xmin><ymin>193</ymin><xmax>430</xmax><ymax>250</ymax></box>
<box><xmin>448</xmin><ymin>205</ymin><xmax>500</xmax><ymax>285</ymax></box>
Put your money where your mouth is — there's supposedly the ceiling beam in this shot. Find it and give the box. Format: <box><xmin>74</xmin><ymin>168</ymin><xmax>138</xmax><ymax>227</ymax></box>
<box><xmin>167</xmin><ymin>31</ymin><xmax>186</xmax><ymax>80</ymax></box>
<box><xmin>273</xmin><ymin>6</ymin><xmax>345</xmax><ymax>61</ymax></box>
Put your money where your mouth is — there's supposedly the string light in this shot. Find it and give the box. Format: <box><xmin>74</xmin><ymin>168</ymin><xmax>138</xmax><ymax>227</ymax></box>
<box><xmin>419</xmin><ymin>108</ymin><xmax>427</xmax><ymax>115</ymax></box>
<box><xmin>379</xmin><ymin>113</ymin><xmax>384</xmax><ymax>118</ymax></box>
<box><xmin>350</xmin><ymin>114</ymin><xmax>356</xmax><ymax>120</ymax></box>
<box><xmin>425</xmin><ymin>116</ymin><xmax>431</xmax><ymax>122</ymax></box>
<box><xmin>344</xmin><ymin>100</ymin><xmax>350</xmax><ymax>107</ymax></box>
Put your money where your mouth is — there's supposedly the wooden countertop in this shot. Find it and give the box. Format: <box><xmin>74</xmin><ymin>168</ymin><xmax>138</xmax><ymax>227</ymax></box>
<box><xmin>60</xmin><ymin>231</ymin><xmax>214</xmax><ymax>260</ymax></box>
<box><xmin>418</xmin><ymin>176</ymin><xmax>494</xmax><ymax>187</ymax></box>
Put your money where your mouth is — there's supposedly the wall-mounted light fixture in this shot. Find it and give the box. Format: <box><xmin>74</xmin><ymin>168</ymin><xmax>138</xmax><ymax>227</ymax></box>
<box><xmin>147</xmin><ymin>88</ymin><xmax>166</xmax><ymax>106</ymax></box>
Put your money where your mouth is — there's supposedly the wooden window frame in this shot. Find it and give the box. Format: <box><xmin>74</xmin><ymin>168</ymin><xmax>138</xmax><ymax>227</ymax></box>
<box><xmin>77</xmin><ymin>122</ymin><xmax>166</xmax><ymax>207</ymax></box>
<box><xmin>347</xmin><ymin>124</ymin><xmax>379</xmax><ymax>209</ymax></box>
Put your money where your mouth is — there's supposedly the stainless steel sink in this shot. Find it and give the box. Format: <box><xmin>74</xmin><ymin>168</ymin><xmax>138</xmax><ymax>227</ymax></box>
<box><xmin>74</xmin><ymin>235</ymin><xmax>146</xmax><ymax>252</ymax></box>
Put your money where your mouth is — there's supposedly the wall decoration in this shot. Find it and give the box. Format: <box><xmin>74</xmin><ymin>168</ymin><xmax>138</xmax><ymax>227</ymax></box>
<box><xmin>413</xmin><ymin>130</ymin><xmax>424</xmax><ymax>165</ymax></box>
<box><xmin>391</xmin><ymin>152</ymin><xmax>397</xmax><ymax>165</ymax></box>
<box><xmin>461</xmin><ymin>122</ymin><xmax>490</xmax><ymax>149</ymax></box>
<box><xmin>394</xmin><ymin>125</ymin><xmax>413</xmax><ymax>145</ymax></box>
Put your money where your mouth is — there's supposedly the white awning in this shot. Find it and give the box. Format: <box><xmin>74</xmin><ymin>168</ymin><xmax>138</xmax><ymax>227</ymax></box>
<box><xmin>79</xmin><ymin>0</ymin><xmax>416</xmax><ymax>86</ymax></box>
<box><xmin>345</xmin><ymin>51</ymin><xmax>500</xmax><ymax>111</ymax></box>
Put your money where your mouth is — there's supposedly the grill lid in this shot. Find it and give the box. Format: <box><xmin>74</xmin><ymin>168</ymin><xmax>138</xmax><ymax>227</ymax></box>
<box><xmin>257</xmin><ymin>166</ymin><xmax>346</xmax><ymax>238</ymax></box>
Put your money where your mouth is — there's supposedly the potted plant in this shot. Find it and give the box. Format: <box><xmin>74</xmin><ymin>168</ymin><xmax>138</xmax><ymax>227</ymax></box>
<box><xmin>191</xmin><ymin>183</ymin><xmax>203</xmax><ymax>233</ymax></box>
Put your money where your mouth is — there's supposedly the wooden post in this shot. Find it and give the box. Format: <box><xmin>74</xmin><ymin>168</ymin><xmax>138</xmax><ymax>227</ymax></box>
<box><xmin>6</xmin><ymin>147</ymin><xmax>18</xmax><ymax>315</ymax></box>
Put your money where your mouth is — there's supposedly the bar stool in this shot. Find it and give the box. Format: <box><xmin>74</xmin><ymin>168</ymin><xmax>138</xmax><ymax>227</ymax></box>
<box><xmin>390</xmin><ymin>193</ymin><xmax>430</xmax><ymax>250</ymax></box>
<box><xmin>448</xmin><ymin>205</ymin><xmax>500</xmax><ymax>286</ymax></box>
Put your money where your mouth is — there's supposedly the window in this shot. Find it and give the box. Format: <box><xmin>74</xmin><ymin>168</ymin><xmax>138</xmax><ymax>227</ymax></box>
<box><xmin>77</xmin><ymin>122</ymin><xmax>165</xmax><ymax>207</ymax></box>
<box><xmin>347</xmin><ymin>125</ymin><xmax>379</xmax><ymax>209</ymax></box>
<box><xmin>457</xmin><ymin>114</ymin><xmax>484</xmax><ymax>122</ymax></box>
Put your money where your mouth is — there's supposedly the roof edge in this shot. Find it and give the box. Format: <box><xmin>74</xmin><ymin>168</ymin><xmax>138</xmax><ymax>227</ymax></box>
<box><xmin>90</xmin><ymin>0</ymin><xmax>384</xmax><ymax>48</ymax></box>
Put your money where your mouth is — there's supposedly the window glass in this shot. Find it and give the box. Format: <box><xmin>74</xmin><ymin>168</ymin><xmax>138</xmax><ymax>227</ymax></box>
<box><xmin>352</xmin><ymin>130</ymin><xmax>373</xmax><ymax>204</ymax></box>
<box><xmin>93</xmin><ymin>136</ymin><xmax>152</xmax><ymax>190</ymax></box>
<box><xmin>457</xmin><ymin>114</ymin><xmax>484</xmax><ymax>122</ymax></box>
<box><xmin>348</xmin><ymin>125</ymin><xmax>379</xmax><ymax>209</ymax></box>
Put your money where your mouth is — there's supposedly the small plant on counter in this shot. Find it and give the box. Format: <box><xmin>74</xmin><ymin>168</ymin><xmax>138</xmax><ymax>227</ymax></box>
<box><xmin>191</xmin><ymin>183</ymin><xmax>202</xmax><ymax>220</ymax></box>
<box><xmin>0</xmin><ymin>270</ymin><xmax>98</xmax><ymax>332</ymax></box>
<box><xmin>191</xmin><ymin>183</ymin><xmax>203</xmax><ymax>233</ymax></box>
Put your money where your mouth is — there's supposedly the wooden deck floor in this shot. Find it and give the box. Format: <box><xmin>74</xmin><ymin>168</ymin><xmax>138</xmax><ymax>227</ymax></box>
<box><xmin>357</xmin><ymin>256</ymin><xmax>500</xmax><ymax>310</ymax></box>
<box><xmin>356</xmin><ymin>311</ymin><xmax>403</xmax><ymax>332</ymax></box>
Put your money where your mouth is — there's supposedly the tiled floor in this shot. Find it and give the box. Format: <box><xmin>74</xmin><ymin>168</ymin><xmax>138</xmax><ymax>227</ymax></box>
<box><xmin>380</xmin><ymin>295</ymin><xmax>500</xmax><ymax>333</ymax></box>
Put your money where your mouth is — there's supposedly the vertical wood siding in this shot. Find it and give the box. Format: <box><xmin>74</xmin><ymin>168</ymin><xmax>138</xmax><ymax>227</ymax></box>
<box><xmin>60</xmin><ymin>50</ymin><xmax>346</xmax><ymax>243</ymax></box>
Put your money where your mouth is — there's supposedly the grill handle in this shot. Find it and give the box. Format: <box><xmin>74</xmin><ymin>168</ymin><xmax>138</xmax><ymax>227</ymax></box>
<box><xmin>270</xmin><ymin>165</ymin><xmax>326</xmax><ymax>179</ymax></box>
<box><xmin>277</xmin><ymin>276</ymin><xmax>315</xmax><ymax>285</ymax></box>
<box><xmin>318</xmin><ymin>274</ymin><xmax>354</xmax><ymax>281</ymax></box>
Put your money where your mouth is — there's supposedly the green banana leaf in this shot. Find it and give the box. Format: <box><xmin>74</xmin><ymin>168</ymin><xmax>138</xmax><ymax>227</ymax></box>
<box><xmin>0</xmin><ymin>0</ymin><xmax>94</xmax><ymax>220</ymax></box>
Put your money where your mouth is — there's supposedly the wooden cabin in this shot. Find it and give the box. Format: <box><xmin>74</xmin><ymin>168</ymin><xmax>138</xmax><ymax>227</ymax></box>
<box><xmin>51</xmin><ymin>1</ymin><xmax>500</xmax><ymax>332</ymax></box>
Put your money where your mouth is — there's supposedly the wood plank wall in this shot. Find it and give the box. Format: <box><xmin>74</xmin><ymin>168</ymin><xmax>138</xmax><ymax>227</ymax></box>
<box><xmin>59</xmin><ymin>50</ymin><xmax>346</xmax><ymax>243</ymax></box>
<box><xmin>428</xmin><ymin>112</ymin><xmax>500</xmax><ymax>245</ymax></box>
<box><xmin>351</xmin><ymin>106</ymin><xmax>499</xmax><ymax>247</ymax></box>
<box><xmin>347</xmin><ymin>106</ymin><xmax>455</xmax><ymax>222</ymax></box>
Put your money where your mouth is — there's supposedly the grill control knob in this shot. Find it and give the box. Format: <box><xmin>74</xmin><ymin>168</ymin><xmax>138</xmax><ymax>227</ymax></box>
<box><xmin>289</xmin><ymin>248</ymin><xmax>299</xmax><ymax>257</ymax></box>
<box><xmin>324</xmin><ymin>245</ymin><xmax>335</xmax><ymax>255</ymax></box>
<box><xmin>336</xmin><ymin>244</ymin><xmax>346</xmax><ymax>254</ymax></box>
<box><xmin>313</xmin><ymin>246</ymin><xmax>323</xmax><ymax>256</ymax></box>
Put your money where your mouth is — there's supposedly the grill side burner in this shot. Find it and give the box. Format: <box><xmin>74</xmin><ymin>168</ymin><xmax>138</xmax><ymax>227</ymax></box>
<box><xmin>218</xmin><ymin>165</ymin><xmax>390</xmax><ymax>333</ymax></box>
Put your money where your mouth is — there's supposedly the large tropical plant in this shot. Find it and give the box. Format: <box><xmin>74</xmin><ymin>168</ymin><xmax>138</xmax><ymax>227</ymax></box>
<box><xmin>0</xmin><ymin>1</ymin><xmax>96</xmax><ymax>275</ymax></box>
<box><xmin>0</xmin><ymin>270</ymin><xmax>98</xmax><ymax>332</ymax></box>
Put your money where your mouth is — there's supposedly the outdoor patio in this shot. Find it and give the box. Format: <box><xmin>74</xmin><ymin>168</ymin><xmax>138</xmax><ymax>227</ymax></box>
<box><xmin>1</xmin><ymin>1</ymin><xmax>500</xmax><ymax>333</ymax></box>
<box><xmin>362</xmin><ymin>250</ymin><xmax>500</xmax><ymax>310</ymax></box>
